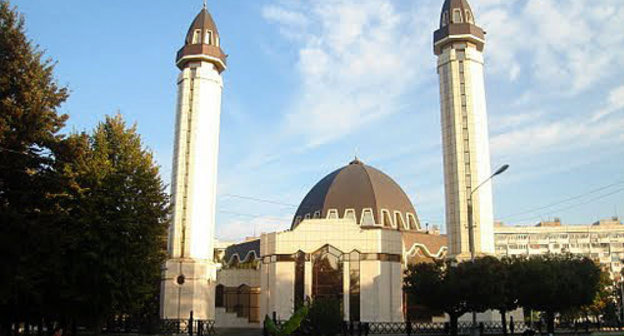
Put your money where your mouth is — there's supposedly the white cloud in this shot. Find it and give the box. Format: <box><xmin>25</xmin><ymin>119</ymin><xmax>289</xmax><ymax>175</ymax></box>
<box><xmin>491</xmin><ymin>111</ymin><xmax>624</xmax><ymax>157</ymax></box>
<box><xmin>263</xmin><ymin>0</ymin><xmax>436</xmax><ymax>148</ymax></box>
<box><xmin>592</xmin><ymin>85</ymin><xmax>624</xmax><ymax>121</ymax></box>
<box><xmin>477</xmin><ymin>0</ymin><xmax>624</xmax><ymax>93</ymax></box>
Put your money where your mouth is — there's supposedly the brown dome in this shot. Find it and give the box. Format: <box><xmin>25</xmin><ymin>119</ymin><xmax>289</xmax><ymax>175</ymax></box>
<box><xmin>176</xmin><ymin>7</ymin><xmax>227</xmax><ymax>72</ymax></box>
<box><xmin>291</xmin><ymin>159</ymin><xmax>421</xmax><ymax>231</ymax></box>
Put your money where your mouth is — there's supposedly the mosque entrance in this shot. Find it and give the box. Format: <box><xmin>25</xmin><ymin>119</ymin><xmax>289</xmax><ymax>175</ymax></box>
<box><xmin>312</xmin><ymin>245</ymin><xmax>344</xmax><ymax>305</ymax></box>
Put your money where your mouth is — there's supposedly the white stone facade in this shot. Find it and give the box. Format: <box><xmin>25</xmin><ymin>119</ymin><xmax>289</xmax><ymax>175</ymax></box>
<box><xmin>259</xmin><ymin>218</ymin><xmax>404</xmax><ymax>323</ymax></box>
<box><xmin>161</xmin><ymin>60</ymin><xmax>224</xmax><ymax>321</ymax></box>
<box><xmin>437</xmin><ymin>41</ymin><xmax>494</xmax><ymax>259</ymax></box>
<box><xmin>494</xmin><ymin>219</ymin><xmax>624</xmax><ymax>278</ymax></box>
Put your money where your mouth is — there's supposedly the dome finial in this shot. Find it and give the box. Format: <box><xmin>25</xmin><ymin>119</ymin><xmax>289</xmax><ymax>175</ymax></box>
<box><xmin>203</xmin><ymin>0</ymin><xmax>207</xmax><ymax>9</ymax></box>
<box><xmin>350</xmin><ymin>147</ymin><xmax>362</xmax><ymax>165</ymax></box>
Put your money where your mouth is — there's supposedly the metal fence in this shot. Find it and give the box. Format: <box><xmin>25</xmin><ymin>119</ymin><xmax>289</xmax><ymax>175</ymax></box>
<box><xmin>102</xmin><ymin>315</ymin><xmax>216</xmax><ymax>336</ymax></box>
<box><xmin>270</xmin><ymin>319</ymin><xmax>624</xmax><ymax>336</ymax></box>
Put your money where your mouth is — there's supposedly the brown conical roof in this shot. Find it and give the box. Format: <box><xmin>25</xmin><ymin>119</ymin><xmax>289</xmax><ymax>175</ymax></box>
<box><xmin>433</xmin><ymin>0</ymin><xmax>485</xmax><ymax>55</ymax></box>
<box><xmin>176</xmin><ymin>7</ymin><xmax>227</xmax><ymax>72</ymax></box>
<box><xmin>184</xmin><ymin>8</ymin><xmax>220</xmax><ymax>45</ymax></box>
<box><xmin>291</xmin><ymin>159</ymin><xmax>420</xmax><ymax>231</ymax></box>
<box><xmin>440</xmin><ymin>0</ymin><xmax>475</xmax><ymax>27</ymax></box>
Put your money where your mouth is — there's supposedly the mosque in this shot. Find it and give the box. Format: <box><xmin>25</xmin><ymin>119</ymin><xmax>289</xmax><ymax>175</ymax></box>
<box><xmin>160</xmin><ymin>0</ymin><xmax>497</xmax><ymax>327</ymax></box>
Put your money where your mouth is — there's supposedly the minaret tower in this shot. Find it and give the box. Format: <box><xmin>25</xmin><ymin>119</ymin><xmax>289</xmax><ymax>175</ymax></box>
<box><xmin>161</xmin><ymin>5</ymin><xmax>226</xmax><ymax>321</ymax></box>
<box><xmin>434</xmin><ymin>0</ymin><xmax>494</xmax><ymax>259</ymax></box>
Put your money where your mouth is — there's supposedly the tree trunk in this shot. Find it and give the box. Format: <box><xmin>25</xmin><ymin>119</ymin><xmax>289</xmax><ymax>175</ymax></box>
<box><xmin>449</xmin><ymin>314</ymin><xmax>459</xmax><ymax>336</ymax></box>
<box><xmin>500</xmin><ymin>310</ymin><xmax>507</xmax><ymax>336</ymax></box>
<box><xmin>546</xmin><ymin>311</ymin><xmax>555</xmax><ymax>335</ymax></box>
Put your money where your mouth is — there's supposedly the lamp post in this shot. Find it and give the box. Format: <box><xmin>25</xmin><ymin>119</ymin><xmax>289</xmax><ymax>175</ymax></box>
<box><xmin>467</xmin><ymin>164</ymin><xmax>509</xmax><ymax>336</ymax></box>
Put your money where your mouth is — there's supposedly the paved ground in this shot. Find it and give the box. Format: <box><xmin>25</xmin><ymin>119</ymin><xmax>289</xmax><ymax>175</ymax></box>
<box><xmin>214</xmin><ymin>328</ymin><xmax>262</xmax><ymax>336</ymax></box>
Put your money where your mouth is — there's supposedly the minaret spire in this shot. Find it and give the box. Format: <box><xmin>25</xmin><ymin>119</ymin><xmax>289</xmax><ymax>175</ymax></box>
<box><xmin>434</xmin><ymin>0</ymin><xmax>494</xmax><ymax>259</ymax></box>
<box><xmin>161</xmin><ymin>4</ymin><xmax>227</xmax><ymax>322</ymax></box>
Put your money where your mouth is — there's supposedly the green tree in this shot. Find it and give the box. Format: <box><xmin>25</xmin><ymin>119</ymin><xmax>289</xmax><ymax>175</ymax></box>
<box><xmin>511</xmin><ymin>255</ymin><xmax>602</xmax><ymax>334</ymax></box>
<box><xmin>459</xmin><ymin>256</ymin><xmax>518</xmax><ymax>336</ymax></box>
<box><xmin>61</xmin><ymin>114</ymin><xmax>169</xmax><ymax>332</ymax></box>
<box><xmin>404</xmin><ymin>260</ymin><xmax>468</xmax><ymax>336</ymax></box>
<box><xmin>301</xmin><ymin>298</ymin><xmax>343</xmax><ymax>336</ymax></box>
<box><xmin>581</xmin><ymin>271</ymin><xmax>614</xmax><ymax>322</ymax></box>
<box><xmin>0</xmin><ymin>0</ymin><xmax>69</xmax><ymax>332</ymax></box>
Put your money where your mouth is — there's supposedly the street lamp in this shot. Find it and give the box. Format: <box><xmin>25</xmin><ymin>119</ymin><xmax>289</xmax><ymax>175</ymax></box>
<box><xmin>467</xmin><ymin>164</ymin><xmax>509</xmax><ymax>336</ymax></box>
<box><xmin>468</xmin><ymin>164</ymin><xmax>509</xmax><ymax>261</ymax></box>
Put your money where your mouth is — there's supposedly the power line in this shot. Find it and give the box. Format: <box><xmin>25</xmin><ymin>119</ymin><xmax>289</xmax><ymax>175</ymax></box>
<box><xmin>509</xmin><ymin>186</ymin><xmax>624</xmax><ymax>224</ymax></box>
<box><xmin>218</xmin><ymin>209</ymin><xmax>291</xmax><ymax>223</ymax></box>
<box><xmin>499</xmin><ymin>180</ymin><xmax>624</xmax><ymax>220</ymax></box>
<box><xmin>220</xmin><ymin>193</ymin><xmax>298</xmax><ymax>208</ymax></box>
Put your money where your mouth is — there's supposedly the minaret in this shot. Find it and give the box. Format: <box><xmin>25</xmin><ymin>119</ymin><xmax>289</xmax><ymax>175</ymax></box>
<box><xmin>434</xmin><ymin>0</ymin><xmax>494</xmax><ymax>259</ymax></box>
<box><xmin>161</xmin><ymin>5</ymin><xmax>226</xmax><ymax>321</ymax></box>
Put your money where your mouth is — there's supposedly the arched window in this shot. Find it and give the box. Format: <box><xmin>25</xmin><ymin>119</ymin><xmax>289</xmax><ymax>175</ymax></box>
<box><xmin>360</xmin><ymin>208</ymin><xmax>375</xmax><ymax>226</ymax></box>
<box><xmin>312</xmin><ymin>246</ymin><xmax>343</xmax><ymax>304</ymax></box>
<box><xmin>327</xmin><ymin>209</ymin><xmax>339</xmax><ymax>219</ymax></box>
<box><xmin>407</xmin><ymin>213</ymin><xmax>418</xmax><ymax>231</ymax></box>
<box><xmin>394</xmin><ymin>211</ymin><xmax>406</xmax><ymax>230</ymax></box>
<box><xmin>465</xmin><ymin>10</ymin><xmax>473</xmax><ymax>23</ymax></box>
<box><xmin>453</xmin><ymin>9</ymin><xmax>462</xmax><ymax>23</ymax></box>
<box><xmin>313</xmin><ymin>210</ymin><xmax>321</xmax><ymax>219</ymax></box>
<box><xmin>192</xmin><ymin>29</ymin><xmax>202</xmax><ymax>44</ymax></box>
<box><xmin>344</xmin><ymin>209</ymin><xmax>356</xmax><ymax>222</ymax></box>
<box><xmin>382</xmin><ymin>209</ymin><xmax>393</xmax><ymax>228</ymax></box>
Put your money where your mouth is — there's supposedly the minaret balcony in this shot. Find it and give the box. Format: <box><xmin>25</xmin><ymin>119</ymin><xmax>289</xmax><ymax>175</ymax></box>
<box><xmin>176</xmin><ymin>44</ymin><xmax>227</xmax><ymax>72</ymax></box>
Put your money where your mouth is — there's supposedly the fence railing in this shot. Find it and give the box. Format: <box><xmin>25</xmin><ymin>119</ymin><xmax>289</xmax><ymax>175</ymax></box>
<box><xmin>270</xmin><ymin>318</ymin><xmax>624</xmax><ymax>336</ymax></box>
<box><xmin>103</xmin><ymin>313</ymin><xmax>216</xmax><ymax>336</ymax></box>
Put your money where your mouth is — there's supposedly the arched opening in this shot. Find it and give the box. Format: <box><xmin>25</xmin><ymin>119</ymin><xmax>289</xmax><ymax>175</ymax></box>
<box><xmin>312</xmin><ymin>245</ymin><xmax>343</xmax><ymax>304</ymax></box>
<box><xmin>192</xmin><ymin>29</ymin><xmax>201</xmax><ymax>44</ymax></box>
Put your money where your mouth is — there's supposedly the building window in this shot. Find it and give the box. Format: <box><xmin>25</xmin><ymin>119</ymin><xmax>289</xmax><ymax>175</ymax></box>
<box><xmin>215</xmin><ymin>36</ymin><xmax>220</xmax><ymax>47</ymax></box>
<box><xmin>382</xmin><ymin>209</ymin><xmax>393</xmax><ymax>228</ymax></box>
<box><xmin>344</xmin><ymin>209</ymin><xmax>356</xmax><ymax>222</ymax></box>
<box><xmin>327</xmin><ymin>209</ymin><xmax>339</xmax><ymax>219</ymax></box>
<box><xmin>394</xmin><ymin>212</ymin><xmax>407</xmax><ymax>230</ymax></box>
<box><xmin>465</xmin><ymin>10</ymin><xmax>473</xmax><ymax>23</ymax></box>
<box><xmin>361</xmin><ymin>209</ymin><xmax>375</xmax><ymax>226</ymax></box>
<box><xmin>192</xmin><ymin>29</ymin><xmax>202</xmax><ymax>44</ymax></box>
<box><xmin>407</xmin><ymin>213</ymin><xmax>418</xmax><ymax>230</ymax></box>
<box><xmin>441</xmin><ymin>11</ymin><xmax>449</xmax><ymax>27</ymax></box>
<box><xmin>453</xmin><ymin>9</ymin><xmax>462</xmax><ymax>23</ymax></box>
<box><xmin>312</xmin><ymin>246</ymin><xmax>343</xmax><ymax>305</ymax></box>
<box><xmin>294</xmin><ymin>252</ymin><xmax>306</xmax><ymax>309</ymax></box>
<box><xmin>349</xmin><ymin>251</ymin><xmax>360</xmax><ymax>321</ymax></box>
<box><xmin>313</xmin><ymin>210</ymin><xmax>321</xmax><ymax>219</ymax></box>
<box><xmin>205</xmin><ymin>30</ymin><xmax>213</xmax><ymax>44</ymax></box>
<box><xmin>215</xmin><ymin>284</ymin><xmax>225</xmax><ymax>307</ymax></box>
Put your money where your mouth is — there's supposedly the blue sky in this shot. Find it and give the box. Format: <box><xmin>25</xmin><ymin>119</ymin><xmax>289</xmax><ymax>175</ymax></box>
<box><xmin>12</xmin><ymin>0</ymin><xmax>624</xmax><ymax>241</ymax></box>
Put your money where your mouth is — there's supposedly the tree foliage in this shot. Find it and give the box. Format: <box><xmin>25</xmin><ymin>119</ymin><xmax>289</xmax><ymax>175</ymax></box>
<box><xmin>0</xmin><ymin>2</ymin><xmax>169</xmax><ymax>333</ymax></box>
<box><xmin>59</xmin><ymin>115</ymin><xmax>170</xmax><ymax>329</ymax></box>
<box><xmin>404</xmin><ymin>260</ymin><xmax>467</xmax><ymax>336</ymax></box>
<box><xmin>405</xmin><ymin>255</ymin><xmax>603</xmax><ymax>336</ymax></box>
<box><xmin>0</xmin><ymin>0</ymin><xmax>69</xmax><ymax>329</ymax></box>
